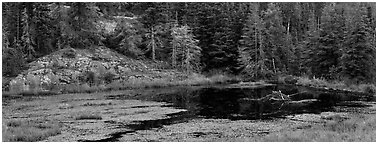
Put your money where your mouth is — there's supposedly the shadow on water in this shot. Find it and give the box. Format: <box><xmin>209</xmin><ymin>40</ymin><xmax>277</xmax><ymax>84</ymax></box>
<box><xmin>102</xmin><ymin>84</ymin><xmax>374</xmax><ymax>141</ymax></box>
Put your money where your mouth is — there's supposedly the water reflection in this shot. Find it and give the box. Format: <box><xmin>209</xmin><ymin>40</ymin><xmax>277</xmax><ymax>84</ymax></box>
<box><xmin>106</xmin><ymin>84</ymin><xmax>372</xmax><ymax>121</ymax></box>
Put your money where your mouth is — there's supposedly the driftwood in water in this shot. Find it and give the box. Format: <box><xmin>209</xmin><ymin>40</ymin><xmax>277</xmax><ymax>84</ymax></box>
<box><xmin>238</xmin><ymin>91</ymin><xmax>290</xmax><ymax>119</ymax></box>
<box><xmin>238</xmin><ymin>91</ymin><xmax>319</xmax><ymax>119</ymax></box>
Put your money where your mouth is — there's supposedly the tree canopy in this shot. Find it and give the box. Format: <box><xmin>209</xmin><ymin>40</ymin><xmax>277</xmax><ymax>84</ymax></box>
<box><xmin>2</xmin><ymin>2</ymin><xmax>376</xmax><ymax>83</ymax></box>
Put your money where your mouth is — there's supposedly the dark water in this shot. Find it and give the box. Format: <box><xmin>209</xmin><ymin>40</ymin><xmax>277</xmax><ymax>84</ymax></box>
<box><xmin>103</xmin><ymin>84</ymin><xmax>374</xmax><ymax>141</ymax></box>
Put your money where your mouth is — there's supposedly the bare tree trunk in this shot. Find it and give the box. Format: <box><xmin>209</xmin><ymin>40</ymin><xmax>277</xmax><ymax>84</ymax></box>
<box><xmin>258</xmin><ymin>25</ymin><xmax>264</xmax><ymax>73</ymax></box>
<box><xmin>186</xmin><ymin>46</ymin><xmax>190</xmax><ymax>73</ymax></box>
<box><xmin>255</xmin><ymin>26</ymin><xmax>258</xmax><ymax>63</ymax></box>
<box><xmin>172</xmin><ymin>12</ymin><xmax>178</xmax><ymax>68</ymax></box>
<box><xmin>287</xmin><ymin>22</ymin><xmax>290</xmax><ymax>35</ymax></box>
<box><xmin>272</xmin><ymin>58</ymin><xmax>277</xmax><ymax>74</ymax></box>
<box><xmin>172</xmin><ymin>39</ymin><xmax>177</xmax><ymax>68</ymax></box>
<box><xmin>151</xmin><ymin>27</ymin><xmax>156</xmax><ymax>61</ymax></box>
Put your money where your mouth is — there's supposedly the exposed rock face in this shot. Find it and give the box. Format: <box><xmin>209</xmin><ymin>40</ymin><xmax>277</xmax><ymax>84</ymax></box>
<box><xmin>9</xmin><ymin>46</ymin><xmax>185</xmax><ymax>92</ymax></box>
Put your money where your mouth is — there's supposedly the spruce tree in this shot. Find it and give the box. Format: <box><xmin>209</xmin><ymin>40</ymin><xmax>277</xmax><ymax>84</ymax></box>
<box><xmin>302</xmin><ymin>9</ymin><xmax>320</xmax><ymax>75</ymax></box>
<box><xmin>238</xmin><ymin>3</ymin><xmax>271</xmax><ymax>79</ymax></box>
<box><xmin>264</xmin><ymin>3</ymin><xmax>292</xmax><ymax>73</ymax></box>
<box><xmin>65</xmin><ymin>2</ymin><xmax>102</xmax><ymax>48</ymax></box>
<box><xmin>313</xmin><ymin>3</ymin><xmax>342</xmax><ymax>79</ymax></box>
<box><xmin>341</xmin><ymin>3</ymin><xmax>375</xmax><ymax>83</ymax></box>
<box><xmin>171</xmin><ymin>25</ymin><xmax>202</xmax><ymax>73</ymax></box>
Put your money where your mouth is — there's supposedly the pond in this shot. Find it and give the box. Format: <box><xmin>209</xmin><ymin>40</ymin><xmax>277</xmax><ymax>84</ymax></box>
<box><xmin>104</xmin><ymin>83</ymin><xmax>374</xmax><ymax>135</ymax></box>
<box><xmin>3</xmin><ymin>83</ymin><xmax>374</xmax><ymax>142</ymax></box>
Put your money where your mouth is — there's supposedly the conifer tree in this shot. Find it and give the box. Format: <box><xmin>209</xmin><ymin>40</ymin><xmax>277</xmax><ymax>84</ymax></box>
<box><xmin>341</xmin><ymin>3</ymin><xmax>375</xmax><ymax>83</ymax></box>
<box><xmin>171</xmin><ymin>25</ymin><xmax>202</xmax><ymax>72</ymax></box>
<box><xmin>264</xmin><ymin>3</ymin><xmax>292</xmax><ymax>73</ymax></box>
<box><xmin>238</xmin><ymin>3</ymin><xmax>271</xmax><ymax>79</ymax></box>
<box><xmin>21</xmin><ymin>5</ymin><xmax>35</xmax><ymax>61</ymax></box>
<box><xmin>65</xmin><ymin>2</ymin><xmax>102</xmax><ymax>48</ymax></box>
<box><xmin>302</xmin><ymin>9</ymin><xmax>320</xmax><ymax>75</ymax></box>
<box><xmin>313</xmin><ymin>3</ymin><xmax>342</xmax><ymax>79</ymax></box>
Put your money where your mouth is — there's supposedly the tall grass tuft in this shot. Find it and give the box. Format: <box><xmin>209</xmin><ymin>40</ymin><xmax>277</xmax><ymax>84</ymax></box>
<box><xmin>75</xmin><ymin>113</ymin><xmax>102</xmax><ymax>120</ymax></box>
<box><xmin>2</xmin><ymin>120</ymin><xmax>61</xmax><ymax>142</ymax></box>
<box><xmin>260</xmin><ymin>115</ymin><xmax>375</xmax><ymax>142</ymax></box>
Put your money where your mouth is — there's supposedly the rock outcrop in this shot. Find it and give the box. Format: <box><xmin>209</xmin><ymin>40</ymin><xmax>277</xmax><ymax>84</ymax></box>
<box><xmin>9</xmin><ymin>46</ymin><xmax>186</xmax><ymax>92</ymax></box>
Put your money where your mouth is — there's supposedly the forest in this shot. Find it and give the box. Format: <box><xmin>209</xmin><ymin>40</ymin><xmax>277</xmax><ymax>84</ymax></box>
<box><xmin>2</xmin><ymin>2</ymin><xmax>376</xmax><ymax>84</ymax></box>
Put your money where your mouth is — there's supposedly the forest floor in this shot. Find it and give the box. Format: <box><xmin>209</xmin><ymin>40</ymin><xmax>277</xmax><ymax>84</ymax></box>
<box><xmin>2</xmin><ymin>88</ymin><xmax>375</xmax><ymax>142</ymax></box>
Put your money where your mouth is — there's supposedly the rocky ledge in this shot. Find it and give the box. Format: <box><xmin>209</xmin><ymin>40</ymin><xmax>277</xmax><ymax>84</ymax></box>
<box><xmin>8</xmin><ymin>46</ymin><xmax>186</xmax><ymax>92</ymax></box>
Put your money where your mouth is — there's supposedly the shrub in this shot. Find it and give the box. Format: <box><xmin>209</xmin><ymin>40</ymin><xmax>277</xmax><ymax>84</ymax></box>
<box><xmin>82</xmin><ymin>102</ymin><xmax>112</xmax><ymax>106</ymax></box>
<box><xmin>86</xmin><ymin>71</ymin><xmax>97</xmax><ymax>86</ymax></box>
<box><xmin>61</xmin><ymin>48</ymin><xmax>76</xmax><ymax>58</ymax></box>
<box><xmin>9</xmin><ymin>79</ymin><xmax>27</xmax><ymax>93</ymax></box>
<box><xmin>106</xmin><ymin>80</ymin><xmax>125</xmax><ymax>91</ymax></box>
<box><xmin>26</xmin><ymin>74</ymin><xmax>41</xmax><ymax>92</ymax></box>
<box><xmin>359</xmin><ymin>84</ymin><xmax>375</xmax><ymax>94</ymax></box>
<box><xmin>103</xmin><ymin>72</ymin><xmax>116</xmax><ymax>84</ymax></box>
<box><xmin>75</xmin><ymin>113</ymin><xmax>102</xmax><ymax>120</ymax></box>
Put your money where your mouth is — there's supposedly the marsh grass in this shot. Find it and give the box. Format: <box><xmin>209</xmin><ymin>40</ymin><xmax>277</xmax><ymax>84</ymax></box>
<box><xmin>2</xmin><ymin>120</ymin><xmax>61</xmax><ymax>142</ymax></box>
<box><xmin>260</xmin><ymin>115</ymin><xmax>375</xmax><ymax>142</ymax></box>
<box><xmin>75</xmin><ymin>113</ymin><xmax>103</xmax><ymax>120</ymax></box>
<box><xmin>296</xmin><ymin>76</ymin><xmax>375</xmax><ymax>94</ymax></box>
<box><xmin>82</xmin><ymin>102</ymin><xmax>112</xmax><ymax>106</ymax></box>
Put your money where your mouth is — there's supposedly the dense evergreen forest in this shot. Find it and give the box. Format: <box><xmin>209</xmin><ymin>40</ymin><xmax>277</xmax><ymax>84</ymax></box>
<box><xmin>2</xmin><ymin>2</ymin><xmax>376</xmax><ymax>84</ymax></box>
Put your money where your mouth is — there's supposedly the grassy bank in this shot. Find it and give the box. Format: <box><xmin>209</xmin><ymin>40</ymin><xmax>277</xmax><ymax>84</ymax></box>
<box><xmin>295</xmin><ymin>76</ymin><xmax>375</xmax><ymax>94</ymax></box>
<box><xmin>3</xmin><ymin>73</ymin><xmax>240</xmax><ymax>96</ymax></box>
<box><xmin>260</xmin><ymin>114</ymin><xmax>376</xmax><ymax>142</ymax></box>
<box><xmin>276</xmin><ymin>75</ymin><xmax>375</xmax><ymax>94</ymax></box>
